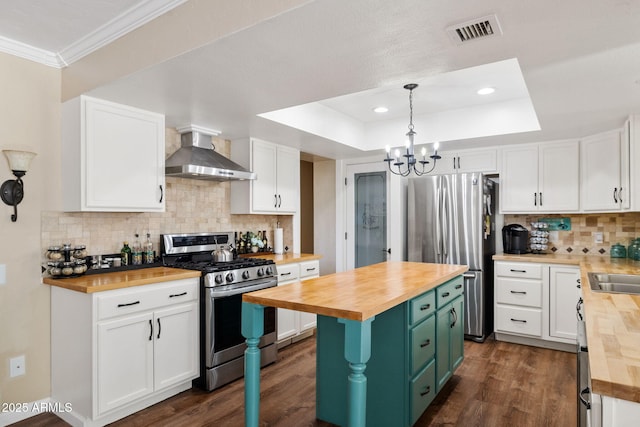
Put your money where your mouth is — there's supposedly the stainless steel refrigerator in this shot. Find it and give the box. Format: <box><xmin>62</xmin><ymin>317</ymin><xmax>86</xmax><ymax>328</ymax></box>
<box><xmin>407</xmin><ymin>173</ymin><xmax>496</xmax><ymax>342</ymax></box>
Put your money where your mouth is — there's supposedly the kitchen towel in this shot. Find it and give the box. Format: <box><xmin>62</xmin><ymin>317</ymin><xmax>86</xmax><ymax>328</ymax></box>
<box><xmin>274</xmin><ymin>228</ymin><xmax>284</xmax><ymax>254</ymax></box>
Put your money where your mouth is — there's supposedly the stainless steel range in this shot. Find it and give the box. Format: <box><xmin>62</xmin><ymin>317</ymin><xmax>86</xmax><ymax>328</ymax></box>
<box><xmin>161</xmin><ymin>232</ymin><xmax>278</xmax><ymax>392</ymax></box>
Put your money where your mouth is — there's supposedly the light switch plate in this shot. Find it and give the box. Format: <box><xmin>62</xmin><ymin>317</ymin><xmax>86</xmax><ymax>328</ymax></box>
<box><xmin>594</xmin><ymin>232</ymin><xmax>604</xmax><ymax>244</ymax></box>
<box><xmin>0</xmin><ymin>264</ymin><xmax>5</xmax><ymax>285</ymax></box>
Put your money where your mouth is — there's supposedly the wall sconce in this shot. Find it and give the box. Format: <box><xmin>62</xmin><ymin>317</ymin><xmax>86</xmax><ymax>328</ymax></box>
<box><xmin>1</xmin><ymin>150</ymin><xmax>36</xmax><ymax>222</ymax></box>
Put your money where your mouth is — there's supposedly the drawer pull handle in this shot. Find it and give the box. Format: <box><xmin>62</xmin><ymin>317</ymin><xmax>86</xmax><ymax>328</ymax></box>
<box><xmin>420</xmin><ymin>386</ymin><xmax>431</xmax><ymax>397</ymax></box>
<box><xmin>454</xmin><ymin>284</ymin><xmax>462</xmax><ymax>289</ymax></box>
<box><xmin>306</xmin><ymin>267</ymin><xmax>316</xmax><ymax>271</ymax></box>
<box><xmin>510</xmin><ymin>318</ymin><xmax>527</xmax><ymax>323</ymax></box>
<box><xmin>117</xmin><ymin>301</ymin><xmax>140</xmax><ymax>308</ymax></box>
<box><xmin>510</xmin><ymin>269</ymin><xmax>527</xmax><ymax>273</ymax></box>
<box><xmin>281</xmin><ymin>272</ymin><xmax>292</xmax><ymax>276</ymax></box>
<box><xmin>148</xmin><ymin>319</ymin><xmax>153</xmax><ymax>341</ymax></box>
<box><xmin>169</xmin><ymin>292</ymin><xmax>187</xmax><ymax>298</ymax></box>
<box><xmin>420</xmin><ymin>303</ymin><xmax>431</xmax><ymax>311</ymax></box>
<box><xmin>510</xmin><ymin>290</ymin><xmax>527</xmax><ymax>295</ymax></box>
<box><xmin>442</xmin><ymin>292</ymin><xmax>450</xmax><ymax>298</ymax></box>
<box><xmin>420</xmin><ymin>339</ymin><xmax>431</xmax><ymax>348</ymax></box>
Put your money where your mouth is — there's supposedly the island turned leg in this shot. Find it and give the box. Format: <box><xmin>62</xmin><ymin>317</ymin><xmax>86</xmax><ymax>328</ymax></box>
<box><xmin>241</xmin><ymin>302</ymin><xmax>265</xmax><ymax>427</ymax></box>
<box><xmin>338</xmin><ymin>317</ymin><xmax>374</xmax><ymax>427</ymax></box>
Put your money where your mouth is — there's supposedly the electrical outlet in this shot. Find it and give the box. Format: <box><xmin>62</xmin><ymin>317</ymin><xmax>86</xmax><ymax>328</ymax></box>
<box><xmin>594</xmin><ymin>232</ymin><xmax>604</xmax><ymax>244</ymax></box>
<box><xmin>10</xmin><ymin>355</ymin><xmax>25</xmax><ymax>377</ymax></box>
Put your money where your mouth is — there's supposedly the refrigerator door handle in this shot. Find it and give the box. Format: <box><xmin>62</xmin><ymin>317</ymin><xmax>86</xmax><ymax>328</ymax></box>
<box><xmin>435</xmin><ymin>186</ymin><xmax>442</xmax><ymax>262</ymax></box>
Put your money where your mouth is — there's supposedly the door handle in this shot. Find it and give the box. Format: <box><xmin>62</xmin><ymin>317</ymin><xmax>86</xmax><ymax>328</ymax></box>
<box><xmin>148</xmin><ymin>319</ymin><xmax>153</xmax><ymax>341</ymax></box>
<box><xmin>381</xmin><ymin>248</ymin><xmax>391</xmax><ymax>254</ymax></box>
<box><xmin>619</xmin><ymin>187</ymin><xmax>623</xmax><ymax>204</ymax></box>
<box><xmin>278</xmin><ymin>195</ymin><xmax>282</xmax><ymax>208</ymax></box>
<box><xmin>534</xmin><ymin>192</ymin><xmax>537</xmax><ymax>206</ymax></box>
<box><xmin>274</xmin><ymin>194</ymin><xmax>278</xmax><ymax>208</ymax></box>
<box><xmin>157</xmin><ymin>318</ymin><xmax>161</xmax><ymax>339</ymax></box>
<box><xmin>614</xmin><ymin>187</ymin><xmax>618</xmax><ymax>203</ymax></box>
<box><xmin>539</xmin><ymin>192</ymin><xmax>542</xmax><ymax>206</ymax></box>
<box><xmin>159</xmin><ymin>185</ymin><xmax>163</xmax><ymax>203</ymax></box>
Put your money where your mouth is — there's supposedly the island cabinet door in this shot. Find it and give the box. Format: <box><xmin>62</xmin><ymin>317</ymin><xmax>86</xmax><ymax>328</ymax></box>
<box><xmin>436</xmin><ymin>305</ymin><xmax>452</xmax><ymax>391</ymax></box>
<box><xmin>450</xmin><ymin>296</ymin><xmax>464</xmax><ymax>371</ymax></box>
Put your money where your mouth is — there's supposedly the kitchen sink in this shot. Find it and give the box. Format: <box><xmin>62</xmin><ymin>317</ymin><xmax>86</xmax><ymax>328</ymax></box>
<box><xmin>588</xmin><ymin>272</ymin><xmax>640</xmax><ymax>294</ymax></box>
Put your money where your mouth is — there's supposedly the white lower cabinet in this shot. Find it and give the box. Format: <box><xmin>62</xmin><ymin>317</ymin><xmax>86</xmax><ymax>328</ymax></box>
<box><xmin>51</xmin><ymin>278</ymin><xmax>199</xmax><ymax>426</ymax></box>
<box><xmin>276</xmin><ymin>259</ymin><xmax>320</xmax><ymax>346</ymax></box>
<box><xmin>494</xmin><ymin>261</ymin><xmax>579</xmax><ymax>348</ymax></box>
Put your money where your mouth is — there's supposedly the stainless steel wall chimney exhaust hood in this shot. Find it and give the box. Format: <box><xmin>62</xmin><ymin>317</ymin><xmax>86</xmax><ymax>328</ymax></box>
<box><xmin>165</xmin><ymin>126</ymin><xmax>256</xmax><ymax>181</ymax></box>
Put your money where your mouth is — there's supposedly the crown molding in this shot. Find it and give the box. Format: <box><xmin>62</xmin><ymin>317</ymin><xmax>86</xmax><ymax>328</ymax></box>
<box><xmin>0</xmin><ymin>35</ymin><xmax>65</xmax><ymax>68</ymax></box>
<box><xmin>0</xmin><ymin>0</ymin><xmax>187</xmax><ymax>68</ymax></box>
<box><xmin>59</xmin><ymin>0</ymin><xmax>189</xmax><ymax>65</ymax></box>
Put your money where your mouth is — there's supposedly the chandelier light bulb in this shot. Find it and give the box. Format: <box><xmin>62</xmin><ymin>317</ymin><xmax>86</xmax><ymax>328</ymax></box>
<box><xmin>385</xmin><ymin>145</ymin><xmax>391</xmax><ymax>153</ymax></box>
<box><xmin>394</xmin><ymin>148</ymin><xmax>400</xmax><ymax>159</ymax></box>
<box><xmin>421</xmin><ymin>147</ymin><xmax>427</xmax><ymax>157</ymax></box>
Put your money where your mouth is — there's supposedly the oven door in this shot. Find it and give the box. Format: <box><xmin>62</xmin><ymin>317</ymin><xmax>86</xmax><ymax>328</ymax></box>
<box><xmin>204</xmin><ymin>279</ymin><xmax>277</xmax><ymax>368</ymax></box>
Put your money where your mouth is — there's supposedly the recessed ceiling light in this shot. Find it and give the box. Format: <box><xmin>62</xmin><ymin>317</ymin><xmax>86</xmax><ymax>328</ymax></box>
<box><xmin>373</xmin><ymin>106</ymin><xmax>389</xmax><ymax>113</ymax></box>
<box><xmin>477</xmin><ymin>87</ymin><xmax>495</xmax><ymax>95</ymax></box>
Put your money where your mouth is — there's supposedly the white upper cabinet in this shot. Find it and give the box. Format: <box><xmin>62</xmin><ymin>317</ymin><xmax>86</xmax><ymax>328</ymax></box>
<box><xmin>62</xmin><ymin>96</ymin><xmax>165</xmax><ymax>212</ymax></box>
<box><xmin>230</xmin><ymin>138</ymin><xmax>299</xmax><ymax>214</ymax></box>
<box><xmin>500</xmin><ymin>141</ymin><xmax>580</xmax><ymax>213</ymax></box>
<box><xmin>431</xmin><ymin>148</ymin><xmax>498</xmax><ymax>175</ymax></box>
<box><xmin>581</xmin><ymin>129</ymin><xmax>630</xmax><ymax>211</ymax></box>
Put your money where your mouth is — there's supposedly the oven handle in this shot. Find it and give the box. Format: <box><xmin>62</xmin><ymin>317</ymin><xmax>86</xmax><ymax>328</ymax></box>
<box><xmin>208</xmin><ymin>279</ymin><xmax>278</xmax><ymax>298</ymax></box>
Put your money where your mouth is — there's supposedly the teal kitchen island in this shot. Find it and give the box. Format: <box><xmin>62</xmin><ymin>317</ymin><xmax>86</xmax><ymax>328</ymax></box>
<box><xmin>242</xmin><ymin>261</ymin><xmax>468</xmax><ymax>427</ymax></box>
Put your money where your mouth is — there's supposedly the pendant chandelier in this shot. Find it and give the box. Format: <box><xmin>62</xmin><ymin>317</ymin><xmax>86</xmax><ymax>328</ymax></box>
<box><xmin>384</xmin><ymin>83</ymin><xmax>440</xmax><ymax>176</ymax></box>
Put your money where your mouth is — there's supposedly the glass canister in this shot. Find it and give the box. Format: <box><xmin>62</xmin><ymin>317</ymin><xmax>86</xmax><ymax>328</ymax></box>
<box><xmin>628</xmin><ymin>239</ymin><xmax>640</xmax><ymax>260</ymax></box>
<box><xmin>611</xmin><ymin>243</ymin><xmax>627</xmax><ymax>258</ymax></box>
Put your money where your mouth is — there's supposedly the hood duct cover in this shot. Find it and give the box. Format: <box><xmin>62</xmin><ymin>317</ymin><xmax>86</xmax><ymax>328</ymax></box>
<box><xmin>165</xmin><ymin>131</ymin><xmax>256</xmax><ymax>181</ymax></box>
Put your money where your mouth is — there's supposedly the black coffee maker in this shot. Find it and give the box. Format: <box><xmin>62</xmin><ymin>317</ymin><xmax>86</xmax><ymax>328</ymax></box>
<box><xmin>502</xmin><ymin>224</ymin><xmax>529</xmax><ymax>254</ymax></box>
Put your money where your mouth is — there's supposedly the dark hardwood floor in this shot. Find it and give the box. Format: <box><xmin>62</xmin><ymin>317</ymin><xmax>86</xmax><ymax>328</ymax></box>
<box><xmin>13</xmin><ymin>335</ymin><xmax>576</xmax><ymax>427</ymax></box>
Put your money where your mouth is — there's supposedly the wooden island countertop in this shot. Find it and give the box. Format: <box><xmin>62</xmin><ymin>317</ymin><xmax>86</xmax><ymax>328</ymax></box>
<box><xmin>243</xmin><ymin>261</ymin><xmax>468</xmax><ymax>321</ymax></box>
<box><xmin>42</xmin><ymin>267</ymin><xmax>201</xmax><ymax>293</ymax></box>
<box><xmin>494</xmin><ymin>253</ymin><xmax>640</xmax><ymax>403</ymax></box>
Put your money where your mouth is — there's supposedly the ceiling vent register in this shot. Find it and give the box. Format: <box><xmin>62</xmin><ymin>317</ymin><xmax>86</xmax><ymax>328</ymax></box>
<box><xmin>446</xmin><ymin>15</ymin><xmax>502</xmax><ymax>45</ymax></box>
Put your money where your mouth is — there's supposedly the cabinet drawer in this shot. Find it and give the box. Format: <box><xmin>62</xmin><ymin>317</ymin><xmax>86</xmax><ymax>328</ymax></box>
<box><xmin>437</xmin><ymin>277</ymin><xmax>464</xmax><ymax>308</ymax></box>
<box><xmin>496</xmin><ymin>262</ymin><xmax>542</xmax><ymax>279</ymax></box>
<box><xmin>495</xmin><ymin>305</ymin><xmax>542</xmax><ymax>337</ymax></box>
<box><xmin>97</xmin><ymin>279</ymin><xmax>198</xmax><ymax>320</ymax></box>
<box><xmin>410</xmin><ymin>315</ymin><xmax>436</xmax><ymax>375</ymax></box>
<box><xmin>495</xmin><ymin>278</ymin><xmax>542</xmax><ymax>308</ymax></box>
<box><xmin>276</xmin><ymin>263</ymin><xmax>300</xmax><ymax>283</ymax></box>
<box><xmin>411</xmin><ymin>359</ymin><xmax>436</xmax><ymax>425</ymax></box>
<box><xmin>299</xmin><ymin>260</ymin><xmax>319</xmax><ymax>279</ymax></box>
<box><xmin>410</xmin><ymin>291</ymin><xmax>436</xmax><ymax>325</ymax></box>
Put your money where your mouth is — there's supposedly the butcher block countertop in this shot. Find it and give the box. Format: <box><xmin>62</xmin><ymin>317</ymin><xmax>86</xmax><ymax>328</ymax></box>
<box><xmin>494</xmin><ymin>253</ymin><xmax>640</xmax><ymax>403</ymax></box>
<box><xmin>240</xmin><ymin>252</ymin><xmax>321</xmax><ymax>264</ymax></box>
<box><xmin>243</xmin><ymin>261</ymin><xmax>468</xmax><ymax>322</ymax></box>
<box><xmin>42</xmin><ymin>267</ymin><xmax>201</xmax><ymax>293</ymax></box>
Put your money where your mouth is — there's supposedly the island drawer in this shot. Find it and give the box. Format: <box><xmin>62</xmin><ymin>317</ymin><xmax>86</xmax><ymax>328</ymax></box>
<box><xmin>300</xmin><ymin>260</ymin><xmax>320</xmax><ymax>279</ymax></box>
<box><xmin>495</xmin><ymin>305</ymin><xmax>542</xmax><ymax>337</ymax></box>
<box><xmin>97</xmin><ymin>279</ymin><xmax>198</xmax><ymax>320</ymax></box>
<box><xmin>276</xmin><ymin>263</ymin><xmax>300</xmax><ymax>283</ymax></box>
<box><xmin>411</xmin><ymin>359</ymin><xmax>436</xmax><ymax>425</ymax></box>
<box><xmin>410</xmin><ymin>315</ymin><xmax>436</xmax><ymax>375</ymax></box>
<box><xmin>436</xmin><ymin>277</ymin><xmax>464</xmax><ymax>308</ymax></box>
<box><xmin>496</xmin><ymin>262</ymin><xmax>543</xmax><ymax>279</ymax></box>
<box><xmin>495</xmin><ymin>278</ymin><xmax>542</xmax><ymax>308</ymax></box>
<box><xmin>410</xmin><ymin>291</ymin><xmax>436</xmax><ymax>324</ymax></box>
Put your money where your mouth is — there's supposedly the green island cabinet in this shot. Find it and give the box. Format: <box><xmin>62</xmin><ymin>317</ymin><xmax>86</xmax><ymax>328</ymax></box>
<box><xmin>316</xmin><ymin>276</ymin><xmax>464</xmax><ymax>426</ymax></box>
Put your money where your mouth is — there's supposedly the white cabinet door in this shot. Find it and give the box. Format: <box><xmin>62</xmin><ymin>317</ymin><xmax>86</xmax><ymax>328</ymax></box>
<box><xmin>97</xmin><ymin>312</ymin><xmax>154</xmax><ymax>415</ymax></box>
<box><xmin>500</xmin><ymin>145</ymin><xmax>539</xmax><ymax>212</ymax></box>
<box><xmin>581</xmin><ymin>130</ymin><xmax>625</xmax><ymax>211</ymax></box>
<box><xmin>456</xmin><ymin>149</ymin><xmax>498</xmax><ymax>174</ymax></box>
<box><xmin>549</xmin><ymin>266</ymin><xmax>580</xmax><ymax>341</ymax></box>
<box><xmin>230</xmin><ymin>138</ymin><xmax>299</xmax><ymax>214</ymax></box>
<box><xmin>430</xmin><ymin>152</ymin><xmax>457</xmax><ymax>175</ymax></box>
<box><xmin>275</xmin><ymin>145</ymin><xmax>299</xmax><ymax>213</ymax></box>
<box><xmin>63</xmin><ymin>96</ymin><xmax>165</xmax><ymax>212</ymax></box>
<box><xmin>153</xmin><ymin>302</ymin><xmax>199</xmax><ymax>391</ymax></box>
<box><xmin>251</xmin><ymin>140</ymin><xmax>278</xmax><ymax>212</ymax></box>
<box><xmin>539</xmin><ymin>140</ymin><xmax>580</xmax><ymax>211</ymax></box>
<box><xmin>276</xmin><ymin>263</ymin><xmax>301</xmax><ymax>342</ymax></box>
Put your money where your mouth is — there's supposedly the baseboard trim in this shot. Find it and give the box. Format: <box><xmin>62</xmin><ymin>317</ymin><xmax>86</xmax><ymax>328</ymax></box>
<box><xmin>495</xmin><ymin>332</ymin><xmax>576</xmax><ymax>353</ymax></box>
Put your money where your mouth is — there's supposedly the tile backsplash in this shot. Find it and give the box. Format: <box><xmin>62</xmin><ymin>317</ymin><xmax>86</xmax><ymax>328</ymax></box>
<box><xmin>504</xmin><ymin>212</ymin><xmax>640</xmax><ymax>255</ymax></box>
<box><xmin>41</xmin><ymin>130</ymin><xmax>293</xmax><ymax>258</ymax></box>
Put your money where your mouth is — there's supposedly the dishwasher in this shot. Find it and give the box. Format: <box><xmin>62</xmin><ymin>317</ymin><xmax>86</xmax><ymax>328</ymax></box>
<box><xmin>577</xmin><ymin>294</ymin><xmax>601</xmax><ymax>427</ymax></box>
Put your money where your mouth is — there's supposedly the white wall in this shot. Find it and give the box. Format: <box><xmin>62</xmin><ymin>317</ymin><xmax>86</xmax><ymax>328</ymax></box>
<box><xmin>313</xmin><ymin>160</ymin><xmax>336</xmax><ymax>275</ymax></box>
